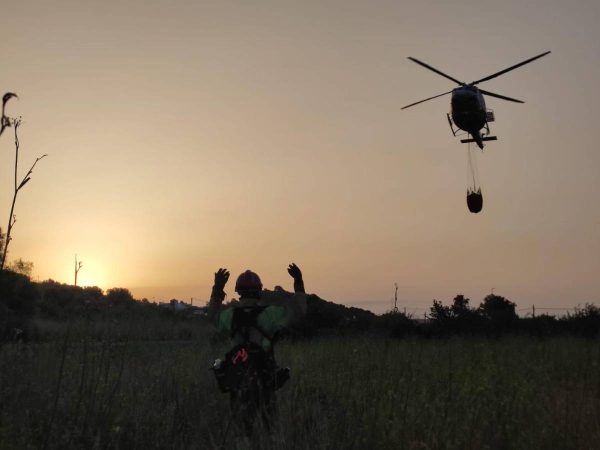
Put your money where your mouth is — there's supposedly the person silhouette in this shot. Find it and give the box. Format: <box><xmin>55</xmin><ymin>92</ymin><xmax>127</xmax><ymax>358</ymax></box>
<box><xmin>208</xmin><ymin>263</ymin><xmax>307</xmax><ymax>435</ymax></box>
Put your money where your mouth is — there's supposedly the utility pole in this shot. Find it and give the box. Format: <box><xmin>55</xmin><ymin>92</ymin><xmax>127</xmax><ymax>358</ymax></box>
<box><xmin>74</xmin><ymin>254</ymin><xmax>83</xmax><ymax>286</ymax></box>
<box><xmin>532</xmin><ymin>304</ymin><xmax>536</xmax><ymax>318</ymax></box>
<box><xmin>393</xmin><ymin>283</ymin><xmax>399</xmax><ymax>312</ymax></box>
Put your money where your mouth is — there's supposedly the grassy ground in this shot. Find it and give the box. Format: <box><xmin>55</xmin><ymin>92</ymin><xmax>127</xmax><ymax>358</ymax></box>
<box><xmin>0</xmin><ymin>322</ymin><xmax>599</xmax><ymax>449</ymax></box>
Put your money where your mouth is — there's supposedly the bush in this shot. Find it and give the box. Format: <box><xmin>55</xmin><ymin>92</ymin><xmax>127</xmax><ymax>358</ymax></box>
<box><xmin>376</xmin><ymin>311</ymin><xmax>415</xmax><ymax>337</ymax></box>
<box><xmin>0</xmin><ymin>269</ymin><xmax>38</xmax><ymax>340</ymax></box>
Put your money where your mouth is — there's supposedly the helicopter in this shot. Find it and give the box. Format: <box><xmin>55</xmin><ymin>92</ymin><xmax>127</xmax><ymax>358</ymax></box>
<box><xmin>402</xmin><ymin>51</ymin><xmax>550</xmax><ymax>149</ymax></box>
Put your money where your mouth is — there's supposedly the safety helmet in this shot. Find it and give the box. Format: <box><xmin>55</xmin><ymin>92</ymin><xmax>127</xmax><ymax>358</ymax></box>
<box><xmin>235</xmin><ymin>270</ymin><xmax>263</xmax><ymax>294</ymax></box>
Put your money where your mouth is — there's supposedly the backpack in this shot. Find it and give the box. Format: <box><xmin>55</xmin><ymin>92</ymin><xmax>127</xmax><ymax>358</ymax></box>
<box><xmin>212</xmin><ymin>306</ymin><xmax>277</xmax><ymax>393</ymax></box>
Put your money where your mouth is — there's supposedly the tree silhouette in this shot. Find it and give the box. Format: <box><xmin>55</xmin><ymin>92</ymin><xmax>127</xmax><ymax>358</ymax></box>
<box><xmin>74</xmin><ymin>255</ymin><xmax>83</xmax><ymax>286</ymax></box>
<box><xmin>0</xmin><ymin>227</ymin><xmax>5</xmax><ymax>259</ymax></box>
<box><xmin>479</xmin><ymin>294</ymin><xmax>517</xmax><ymax>326</ymax></box>
<box><xmin>451</xmin><ymin>294</ymin><xmax>471</xmax><ymax>317</ymax></box>
<box><xmin>430</xmin><ymin>299</ymin><xmax>451</xmax><ymax>321</ymax></box>
<box><xmin>7</xmin><ymin>258</ymin><xmax>33</xmax><ymax>277</ymax></box>
<box><xmin>106</xmin><ymin>288</ymin><xmax>134</xmax><ymax>305</ymax></box>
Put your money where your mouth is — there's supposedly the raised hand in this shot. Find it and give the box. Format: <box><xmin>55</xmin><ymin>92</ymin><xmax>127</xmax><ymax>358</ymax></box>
<box><xmin>214</xmin><ymin>268</ymin><xmax>230</xmax><ymax>291</ymax></box>
<box><xmin>287</xmin><ymin>263</ymin><xmax>302</xmax><ymax>280</ymax></box>
<box><xmin>287</xmin><ymin>263</ymin><xmax>305</xmax><ymax>293</ymax></box>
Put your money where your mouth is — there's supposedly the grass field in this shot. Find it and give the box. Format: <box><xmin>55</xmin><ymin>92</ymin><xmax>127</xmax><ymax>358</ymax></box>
<box><xmin>1</xmin><ymin>320</ymin><xmax>599</xmax><ymax>449</ymax></box>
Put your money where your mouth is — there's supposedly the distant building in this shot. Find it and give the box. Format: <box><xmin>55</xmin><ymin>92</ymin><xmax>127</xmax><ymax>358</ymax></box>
<box><xmin>158</xmin><ymin>299</ymin><xmax>208</xmax><ymax>315</ymax></box>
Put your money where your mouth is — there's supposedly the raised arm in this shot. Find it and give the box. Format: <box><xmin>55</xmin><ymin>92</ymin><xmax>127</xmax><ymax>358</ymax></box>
<box><xmin>207</xmin><ymin>268</ymin><xmax>229</xmax><ymax>323</ymax></box>
<box><xmin>288</xmin><ymin>263</ymin><xmax>305</xmax><ymax>294</ymax></box>
<box><xmin>287</xmin><ymin>263</ymin><xmax>307</xmax><ymax>319</ymax></box>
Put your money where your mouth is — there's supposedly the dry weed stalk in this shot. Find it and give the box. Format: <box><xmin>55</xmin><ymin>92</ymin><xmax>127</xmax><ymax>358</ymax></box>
<box><xmin>0</xmin><ymin>117</ymin><xmax>47</xmax><ymax>270</ymax></box>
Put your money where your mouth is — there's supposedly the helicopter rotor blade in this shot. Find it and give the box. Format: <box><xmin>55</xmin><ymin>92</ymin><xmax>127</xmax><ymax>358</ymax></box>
<box><xmin>401</xmin><ymin>90</ymin><xmax>454</xmax><ymax>110</ymax></box>
<box><xmin>407</xmin><ymin>57</ymin><xmax>465</xmax><ymax>86</ymax></box>
<box><xmin>479</xmin><ymin>89</ymin><xmax>525</xmax><ymax>103</ymax></box>
<box><xmin>470</xmin><ymin>51</ymin><xmax>551</xmax><ymax>86</ymax></box>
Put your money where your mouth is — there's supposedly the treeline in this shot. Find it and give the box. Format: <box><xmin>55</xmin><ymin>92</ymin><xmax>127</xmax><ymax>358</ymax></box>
<box><xmin>0</xmin><ymin>270</ymin><xmax>206</xmax><ymax>342</ymax></box>
<box><xmin>1</xmin><ymin>269</ymin><xmax>598</xmax><ymax>342</ymax></box>
<box><xmin>284</xmin><ymin>292</ymin><xmax>598</xmax><ymax>339</ymax></box>
<box><xmin>268</xmin><ymin>289</ymin><xmax>600</xmax><ymax>339</ymax></box>
<box><xmin>373</xmin><ymin>294</ymin><xmax>600</xmax><ymax>339</ymax></box>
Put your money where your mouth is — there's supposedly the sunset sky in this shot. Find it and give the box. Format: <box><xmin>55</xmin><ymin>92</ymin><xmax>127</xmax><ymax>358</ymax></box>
<box><xmin>1</xmin><ymin>0</ymin><xmax>599</xmax><ymax>314</ymax></box>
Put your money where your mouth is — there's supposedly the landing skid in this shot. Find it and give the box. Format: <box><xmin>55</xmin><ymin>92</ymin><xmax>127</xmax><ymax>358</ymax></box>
<box><xmin>447</xmin><ymin>111</ymin><xmax>497</xmax><ymax>147</ymax></box>
<box><xmin>461</xmin><ymin>136</ymin><xmax>497</xmax><ymax>144</ymax></box>
<box><xmin>447</xmin><ymin>113</ymin><xmax>459</xmax><ymax>136</ymax></box>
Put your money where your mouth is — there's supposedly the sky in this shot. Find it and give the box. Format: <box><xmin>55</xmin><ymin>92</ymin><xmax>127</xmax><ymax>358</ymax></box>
<box><xmin>1</xmin><ymin>0</ymin><xmax>599</xmax><ymax>314</ymax></box>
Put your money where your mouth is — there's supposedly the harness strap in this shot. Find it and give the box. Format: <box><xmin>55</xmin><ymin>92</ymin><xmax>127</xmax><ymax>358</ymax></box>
<box><xmin>230</xmin><ymin>306</ymin><xmax>273</xmax><ymax>347</ymax></box>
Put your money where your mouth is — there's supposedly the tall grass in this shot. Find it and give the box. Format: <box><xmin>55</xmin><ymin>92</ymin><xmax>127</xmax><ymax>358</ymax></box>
<box><xmin>1</xmin><ymin>325</ymin><xmax>599</xmax><ymax>449</ymax></box>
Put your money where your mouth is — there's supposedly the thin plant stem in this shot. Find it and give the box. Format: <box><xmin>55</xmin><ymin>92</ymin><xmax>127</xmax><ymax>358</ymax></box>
<box><xmin>0</xmin><ymin>119</ymin><xmax>47</xmax><ymax>270</ymax></box>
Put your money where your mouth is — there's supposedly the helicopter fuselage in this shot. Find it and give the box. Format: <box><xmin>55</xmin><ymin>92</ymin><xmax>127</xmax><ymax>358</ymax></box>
<box><xmin>450</xmin><ymin>86</ymin><xmax>487</xmax><ymax>135</ymax></box>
